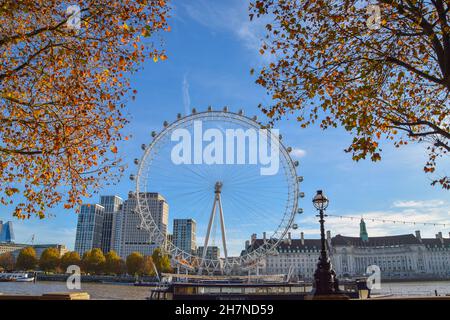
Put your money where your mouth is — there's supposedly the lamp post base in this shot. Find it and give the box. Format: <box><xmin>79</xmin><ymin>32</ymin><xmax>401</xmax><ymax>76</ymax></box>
<box><xmin>305</xmin><ymin>292</ymin><xmax>350</xmax><ymax>300</ymax></box>
<box><xmin>311</xmin><ymin>256</ymin><xmax>346</xmax><ymax>298</ymax></box>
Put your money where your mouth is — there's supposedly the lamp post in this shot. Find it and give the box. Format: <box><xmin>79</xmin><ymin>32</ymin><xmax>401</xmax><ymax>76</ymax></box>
<box><xmin>311</xmin><ymin>190</ymin><xmax>341</xmax><ymax>296</ymax></box>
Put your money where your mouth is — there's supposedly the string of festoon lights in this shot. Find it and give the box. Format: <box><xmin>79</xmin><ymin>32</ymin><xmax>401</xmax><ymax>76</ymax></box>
<box><xmin>326</xmin><ymin>214</ymin><xmax>449</xmax><ymax>228</ymax></box>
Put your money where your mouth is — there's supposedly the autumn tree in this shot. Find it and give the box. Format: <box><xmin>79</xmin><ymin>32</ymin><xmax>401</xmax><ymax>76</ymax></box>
<box><xmin>15</xmin><ymin>246</ymin><xmax>37</xmax><ymax>270</ymax></box>
<box><xmin>250</xmin><ymin>0</ymin><xmax>450</xmax><ymax>188</ymax></box>
<box><xmin>126</xmin><ymin>251</ymin><xmax>144</xmax><ymax>275</ymax></box>
<box><xmin>151</xmin><ymin>248</ymin><xmax>171</xmax><ymax>274</ymax></box>
<box><xmin>0</xmin><ymin>0</ymin><xmax>170</xmax><ymax>218</ymax></box>
<box><xmin>104</xmin><ymin>250</ymin><xmax>123</xmax><ymax>275</ymax></box>
<box><xmin>142</xmin><ymin>255</ymin><xmax>156</xmax><ymax>276</ymax></box>
<box><xmin>60</xmin><ymin>251</ymin><xmax>81</xmax><ymax>271</ymax></box>
<box><xmin>39</xmin><ymin>247</ymin><xmax>60</xmax><ymax>272</ymax></box>
<box><xmin>81</xmin><ymin>248</ymin><xmax>105</xmax><ymax>274</ymax></box>
<box><xmin>118</xmin><ymin>259</ymin><xmax>128</xmax><ymax>275</ymax></box>
<box><xmin>0</xmin><ymin>252</ymin><xmax>15</xmax><ymax>271</ymax></box>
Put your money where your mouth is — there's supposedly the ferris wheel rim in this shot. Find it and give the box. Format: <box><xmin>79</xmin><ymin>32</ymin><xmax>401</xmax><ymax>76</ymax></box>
<box><xmin>134</xmin><ymin>108</ymin><xmax>301</xmax><ymax>270</ymax></box>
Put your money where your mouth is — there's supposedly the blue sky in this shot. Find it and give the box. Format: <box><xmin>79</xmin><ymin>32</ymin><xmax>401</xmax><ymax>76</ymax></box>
<box><xmin>1</xmin><ymin>0</ymin><xmax>450</xmax><ymax>254</ymax></box>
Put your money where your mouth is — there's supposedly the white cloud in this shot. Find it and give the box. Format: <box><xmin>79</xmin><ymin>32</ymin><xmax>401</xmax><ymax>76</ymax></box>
<box><xmin>182</xmin><ymin>73</ymin><xmax>191</xmax><ymax>115</ymax></box>
<box><xmin>392</xmin><ymin>199</ymin><xmax>445</xmax><ymax>209</ymax></box>
<box><xmin>180</xmin><ymin>0</ymin><xmax>272</xmax><ymax>61</ymax></box>
<box><xmin>291</xmin><ymin>148</ymin><xmax>307</xmax><ymax>159</ymax></box>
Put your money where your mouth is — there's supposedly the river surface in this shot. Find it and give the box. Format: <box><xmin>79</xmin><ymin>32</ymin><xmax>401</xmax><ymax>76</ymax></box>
<box><xmin>0</xmin><ymin>281</ymin><xmax>152</xmax><ymax>300</ymax></box>
<box><xmin>372</xmin><ymin>281</ymin><xmax>450</xmax><ymax>297</ymax></box>
<box><xmin>1</xmin><ymin>280</ymin><xmax>450</xmax><ymax>299</ymax></box>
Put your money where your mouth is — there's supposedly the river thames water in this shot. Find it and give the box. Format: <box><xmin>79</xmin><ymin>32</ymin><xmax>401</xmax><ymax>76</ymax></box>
<box><xmin>0</xmin><ymin>281</ymin><xmax>151</xmax><ymax>300</ymax></box>
<box><xmin>1</xmin><ymin>280</ymin><xmax>450</xmax><ymax>299</ymax></box>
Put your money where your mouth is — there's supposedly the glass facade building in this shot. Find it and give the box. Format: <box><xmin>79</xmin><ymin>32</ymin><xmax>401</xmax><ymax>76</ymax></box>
<box><xmin>173</xmin><ymin>219</ymin><xmax>196</xmax><ymax>254</ymax></box>
<box><xmin>74</xmin><ymin>204</ymin><xmax>105</xmax><ymax>256</ymax></box>
<box><xmin>197</xmin><ymin>246</ymin><xmax>220</xmax><ymax>260</ymax></box>
<box><xmin>0</xmin><ymin>221</ymin><xmax>14</xmax><ymax>243</ymax></box>
<box><xmin>100</xmin><ymin>195</ymin><xmax>123</xmax><ymax>254</ymax></box>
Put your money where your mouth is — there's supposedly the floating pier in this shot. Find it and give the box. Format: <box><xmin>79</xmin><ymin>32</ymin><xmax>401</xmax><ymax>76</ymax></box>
<box><xmin>0</xmin><ymin>292</ymin><xmax>90</xmax><ymax>300</ymax></box>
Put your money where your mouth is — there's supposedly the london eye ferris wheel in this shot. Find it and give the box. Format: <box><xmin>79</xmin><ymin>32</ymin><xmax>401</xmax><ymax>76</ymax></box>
<box><xmin>132</xmin><ymin>107</ymin><xmax>304</xmax><ymax>273</ymax></box>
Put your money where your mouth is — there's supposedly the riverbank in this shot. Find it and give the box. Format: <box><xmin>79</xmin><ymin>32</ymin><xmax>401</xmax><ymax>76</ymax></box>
<box><xmin>36</xmin><ymin>273</ymin><xmax>157</xmax><ymax>284</ymax></box>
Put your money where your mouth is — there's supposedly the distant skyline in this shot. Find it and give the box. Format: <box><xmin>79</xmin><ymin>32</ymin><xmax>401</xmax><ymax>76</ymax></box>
<box><xmin>1</xmin><ymin>0</ymin><xmax>450</xmax><ymax>253</ymax></box>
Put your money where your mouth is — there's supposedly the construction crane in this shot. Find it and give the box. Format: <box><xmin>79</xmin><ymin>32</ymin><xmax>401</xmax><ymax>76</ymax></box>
<box><xmin>26</xmin><ymin>234</ymin><xmax>35</xmax><ymax>245</ymax></box>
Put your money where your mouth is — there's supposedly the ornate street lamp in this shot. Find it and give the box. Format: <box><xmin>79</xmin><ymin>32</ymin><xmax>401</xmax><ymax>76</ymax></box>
<box><xmin>311</xmin><ymin>190</ymin><xmax>342</xmax><ymax>296</ymax></box>
<box><xmin>312</xmin><ymin>190</ymin><xmax>329</xmax><ymax>211</ymax></box>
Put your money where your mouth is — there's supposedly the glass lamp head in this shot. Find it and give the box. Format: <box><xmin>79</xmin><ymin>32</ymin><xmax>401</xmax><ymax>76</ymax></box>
<box><xmin>312</xmin><ymin>190</ymin><xmax>329</xmax><ymax>210</ymax></box>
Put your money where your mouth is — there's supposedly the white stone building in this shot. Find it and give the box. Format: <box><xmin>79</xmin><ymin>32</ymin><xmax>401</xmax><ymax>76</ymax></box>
<box><xmin>0</xmin><ymin>243</ymin><xmax>68</xmax><ymax>258</ymax></box>
<box><xmin>330</xmin><ymin>220</ymin><xmax>450</xmax><ymax>279</ymax></box>
<box><xmin>243</xmin><ymin>232</ymin><xmax>320</xmax><ymax>280</ymax></box>
<box><xmin>244</xmin><ymin>220</ymin><xmax>450</xmax><ymax>280</ymax></box>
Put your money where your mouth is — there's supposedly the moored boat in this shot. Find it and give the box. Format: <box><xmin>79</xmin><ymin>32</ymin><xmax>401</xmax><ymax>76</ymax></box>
<box><xmin>148</xmin><ymin>274</ymin><xmax>367</xmax><ymax>300</ymax></box>
<box><xmin>0</xmin><ymin>272</ymin><xmax>35</xmax><ymax>283</ymax></box>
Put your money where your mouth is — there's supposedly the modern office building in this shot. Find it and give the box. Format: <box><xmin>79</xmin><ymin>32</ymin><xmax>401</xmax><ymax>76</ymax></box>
<box><xmin>100</xmin><ymin>195</ymin><xmax>123</xmax><ymax>253</ymax></box>
<box><xmin>0</xmin><ymin>220</ymin><xmax>14</xmax><ymax>243</ymax></box>
<box><xmin>113</xmin><ymin>192</ymin><xmax>169</xmax><ymax>259</ymax></box>
<box><xmin>173</xmin><ymin>219</ymin><xmax>196</xmax><ymax>254</ymax></box>
<box><xmin>74</xmin><ymin>203</ymin><xmax>105</xmax><ymax>256</ymax></box>
<box><xmin>197</xmin><ymin>246</ymin><xmax>220</xmax><ymax>260</ymax></box>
